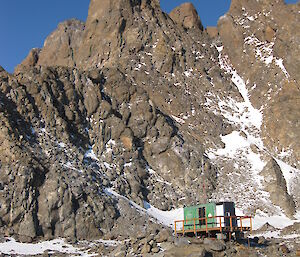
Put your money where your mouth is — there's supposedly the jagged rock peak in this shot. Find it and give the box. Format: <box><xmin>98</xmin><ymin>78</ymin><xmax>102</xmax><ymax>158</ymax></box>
<box><xmin>14</xmin><ymin>48</ymin><xmax>41</xmax><ymax>74</ymax></box>
<box><xmin>229</xmin><ymin>0</ymin><xmax>285</xmax><ymax>12</ymax></box>
<box><xmin>169</xmin><ymin>2</ymin><xmax>203</xmax><ymax>30</ymax></box>
<box><xmin>86</xmin><ymin>0</ymin><xmax>161</xmax><ymax>24</ymax></box>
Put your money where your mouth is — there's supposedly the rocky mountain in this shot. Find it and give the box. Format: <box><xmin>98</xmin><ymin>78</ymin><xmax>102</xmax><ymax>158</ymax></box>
<box><xmin>0</xmin><ymin>0</ymin><xmax>299</xmax><ymax>252</ymax></box>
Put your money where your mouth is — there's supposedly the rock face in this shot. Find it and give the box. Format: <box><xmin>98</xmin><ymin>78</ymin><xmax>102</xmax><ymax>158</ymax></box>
<box><xmin>0</xmin><ymin>0</ymin><xmax>299</xmax><ymax>241</ymax></box>
<box><xmin>260</xmin><ymin>158</ymin><xmax>296</xmax><ymax>218</ymax></box>
<box><xmin>15</xmin><ymin>48</ymin><xmax>40</xmax><ymax>73</ymax></box>
<box><xmin>217</xmin><ymin>0</ymin><xmax>300</xmax><ymax>159</ymax></box>
<box><xmin>211</xmin><ymin>0</ymin><xmax>300</xmax><ymax>216</ymax></box>
<box><xmin>169</xmin><ymin>2</ymin><xmax>203</xmax><ymax>30</ymax></box>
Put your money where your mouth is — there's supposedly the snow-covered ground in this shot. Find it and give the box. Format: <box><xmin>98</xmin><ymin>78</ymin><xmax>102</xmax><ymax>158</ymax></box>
<box><xmin>0</xmin><ymin>238</ymin><xmax>95</xmax><ymax>256</ymax></box>
<box><xmin>144</xmin><ymin>202</ymin><xmax>184</xmax><ymax>227</ymax></box>
<box><xmin>237</xmin><ymin>208</ymin><xmax>300</xmax><ymax>230</ymax></box>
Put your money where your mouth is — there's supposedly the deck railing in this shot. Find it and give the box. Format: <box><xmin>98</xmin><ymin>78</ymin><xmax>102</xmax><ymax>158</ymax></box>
<box><xmin>174</xmin><ymin>215</ymin><xmax>252</xmax><ymax>235</ymax></box>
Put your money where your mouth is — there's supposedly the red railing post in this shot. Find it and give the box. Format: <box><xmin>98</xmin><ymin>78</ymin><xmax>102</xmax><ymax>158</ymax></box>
<box><xmin>230</xmin><ymin>216</ymin><xmax>233</xmax><ymax>232</ymax></box>
<box><xmin>194</xmin><ymin>218</ymin><xmax>196</xmax><ymax>235</ymax></box>
<box><xmin>219</xmin><ymin>216</ymin><xmax>222</xmax><ymax>232</ymax></box>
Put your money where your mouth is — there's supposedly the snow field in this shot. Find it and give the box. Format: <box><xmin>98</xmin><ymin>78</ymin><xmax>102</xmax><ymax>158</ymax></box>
<box><xmin>0</xmin><ymin>238</ymin><xmax>95</xmax><ymax>256</ymax></box>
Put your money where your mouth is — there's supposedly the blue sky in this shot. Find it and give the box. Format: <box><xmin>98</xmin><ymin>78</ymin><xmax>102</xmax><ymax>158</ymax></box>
<box><xmin>0</xmin><ymin>0</ymin><xmax>298</xmax><ymax>73</ymax></box>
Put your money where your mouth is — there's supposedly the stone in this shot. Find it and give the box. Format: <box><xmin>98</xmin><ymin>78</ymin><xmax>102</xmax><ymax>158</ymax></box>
<box><xmin>110</xmin><ymin>245</ymin><xmax>127</xmax><ymax>257</ymax></box>
<box><xmin>18</xmin><ymin>214</ymin><xmax>37</xmax><ymax>240</ymax></box>
<box><xmin>260</xmin><ymin>157</ymin><xmax>296</xmax><ymax>217</ymax></box>
<box><xmin>15</xmin><ymin>48</ymin><xmax>40</xmax><ymax>73</ymax></box>
<box><xmin>37</xmin><ymin>19</ymin><xmax>85</xmax><ymax>67</ymax></box>
<box><xmin>257</xmin><ymin>236</ymin><xmax>267</xmax><ymax>245</ymax></box>
<box><xmin>265</xmin><ymin>26</ymin><xmax>276</xmax><ymax>42</ymax></box>
<box><xmin>17</xmin><ymin>235</ymin><xmax>33</xmax><ymax>243</ymax></box>
<box><xmin>206</xmin><ymin>27</ymin><xmax>218</xmax><ymax>38</ymax></box>
<box><xmin>169</xmin><ymin>3</ymin><xmax>203</xmax><ymax>30</ymax></box>
<box><xmin>174</xmin><ymin>237</ymin><xmax>190</xmax><ymax>247</ymax></box>
<box><xmin>203</xmin><ymin>238</ymin><xmax>226</xmax><ymax>252</ymax></box>
<box><xmin>279</xmin><ymin>244</ymin><xmax>290</xmax><ymax>254</ymax></box>
<box><xmin>83</xmin><ymin>83</ymin><xmax>101</xmax><ymax>117</ymax></box>
<box><xmin>164</xmin><ymin>245</ymin><xmax>207</xmax><ymax>257</ymax></box>
<box><xmin>151</xmin><ymin>247</ymin><xmax>160</xmax><ymax>253</ymax></box>
<box><xmin>120</xmin><ymin>128</ymin><xmax>134</xmax><ymax>150</ymax></box>
<box><xmin>155</xmin><ymin>229</ymin><xmax>172</xmax><ymax>243</ymax></box>
<box><xmin>141</xmin><ymin>243</ymin><xmax>151</xmax><ymax>254</ymax></box>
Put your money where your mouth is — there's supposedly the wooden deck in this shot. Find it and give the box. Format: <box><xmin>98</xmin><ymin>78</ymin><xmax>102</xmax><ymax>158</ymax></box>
<box><xmin>175</xmin><ymin>216</ymin><xmax>252</xmax><ymax>236</ymax></box>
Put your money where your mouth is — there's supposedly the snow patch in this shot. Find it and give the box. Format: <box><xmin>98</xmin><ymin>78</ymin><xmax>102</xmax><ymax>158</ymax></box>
<box><xmin>147</xmin><ymin>166</ymin><xmax>172</xmax><ymax>186</ymax></box>
<box><xmin>253</xmin><ymin>213</ymin><xmax>298</xmax><ymax>230</ymax></box>
<box><xmin>64</xmin><ymin>162</ymin><xmax>83</xmax><ymax>173</ymax></box>
<box><xmin>237</xmin><ymin>208</ymin><xmax>300</xmax><ymax>231</ymax></box>
<box><xmin>171</xmin><ymin>115</ymin><xmax>186</xmax><ymax>124</ymax></box>
<box><xmin>183</xmin><ymin>71</ymin><xmax>191</xmax><ymax>77</ymax></box>
<box><xmin>275</xmin><ymin>158</ymin><xmax>299</xmax><ymax>194</ymax></box>
<box><xmin>0</xmin><ymin>238</ymin><xmax>94</xmax><ymax>256</ymax></box>
<box><xmin>244</xmin><ymin>36</ymin><xmax>290</xmax><ymax>79</ymax></box>
<box><xmin>84</xmin><ymin>147</ymin><xmax>99</xmax><ymax>161</ymax></box>
<box><xmin>58</xmin><ymin>142</ymin><xmax>66</xmax><ymax>148</ymax></box>
<box><xmin>144</xmin><ymin>202</ymin><xmax>184</xmax><ymax>227</ymax></box>
<box><xmin>215</xmin><ymin>45</ymin><xmax>263</xmax><ymax>132</ymax></box>
<box><xmin>104</xmin><ymin>188</ymin><xmax>183</xmax><ymax>228</ymax></box>
<box><xmin>244</xmin><ymin>35</ymin><xmax>274</xmax><ymax>66</ymax></box>
<box><xmin>211</xmin><ymin>131</ymin><xmax>266</xmax><ymax>185</ymax></box>
<box><xmin>275</xmin><ymin>58</ymin><xmax>290</xmax><ymax>78</ymax></box>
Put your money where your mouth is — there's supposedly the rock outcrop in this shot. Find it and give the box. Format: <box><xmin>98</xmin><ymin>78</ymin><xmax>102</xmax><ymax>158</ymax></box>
<box><xmin>0</xmin><ymin>0</ymin><xmax>299</xmax><ymax>243</ymax></box>
<box><xmin>260</xmin><ymin>158</ymin><xmax>296</xmax><ymax>218</ymax></box>
<box><xmin>169</xmin><ymin>2</ymin><xmax>203</xmax><ymax>30</ymax></box>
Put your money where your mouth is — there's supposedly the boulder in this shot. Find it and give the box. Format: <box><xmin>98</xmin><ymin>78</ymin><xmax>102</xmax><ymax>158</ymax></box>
<box><xmin>155</xmin><ymin>229</ymin><xmax>172</xmax><ymax>243</ymax></box>
<box><xmin>203</xmin><ymin>238</ymin><xmax>226</xmax><ymax>252</ymax></box>
<box><xmin>174</xmin><ymin>237</ymin><xmax>190</xmax><ymax>247</ymax></box>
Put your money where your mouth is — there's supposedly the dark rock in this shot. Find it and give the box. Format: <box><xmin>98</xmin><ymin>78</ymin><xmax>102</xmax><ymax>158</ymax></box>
<box><xmin>279</xmin><ymin>244</ymin><xmax>290</xmax><ymax>254</ymax></box>
<box><xmin>164</xmin><ymin>244</ymin><xmax>207</xmax><ymax>257</ymax></box>
<box><xmin>258</xmin><ymin>236</ymin><xmax>268</xmax><ymax>245</ymax></box>
<box><xmin>110</xmin><ymin>245</ymin><xmax>127</xmax><ymax>257</ymax></box>
<box><xmin>155</xmin><ymin>229</ymin><xmax>172</xmax><ymax>243</ymax></box>
<box><xmin>17</xmin><ymin>235</ymin><xmax>33</xmax><ymax>243</ymax></box>
<box><xmin>174</xmin><ymin>237</ymin><xmax>190</xmax><ymax>247</ymax></box>
<box><xmin>260</xmin><ymin>157</ymin><xmax>296</xmax><ymax>217</ymax></box>
<box><xmin>203</xmin><ymin>238</ymin><xmax>226</xmax><ymax>252</ymax></box>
